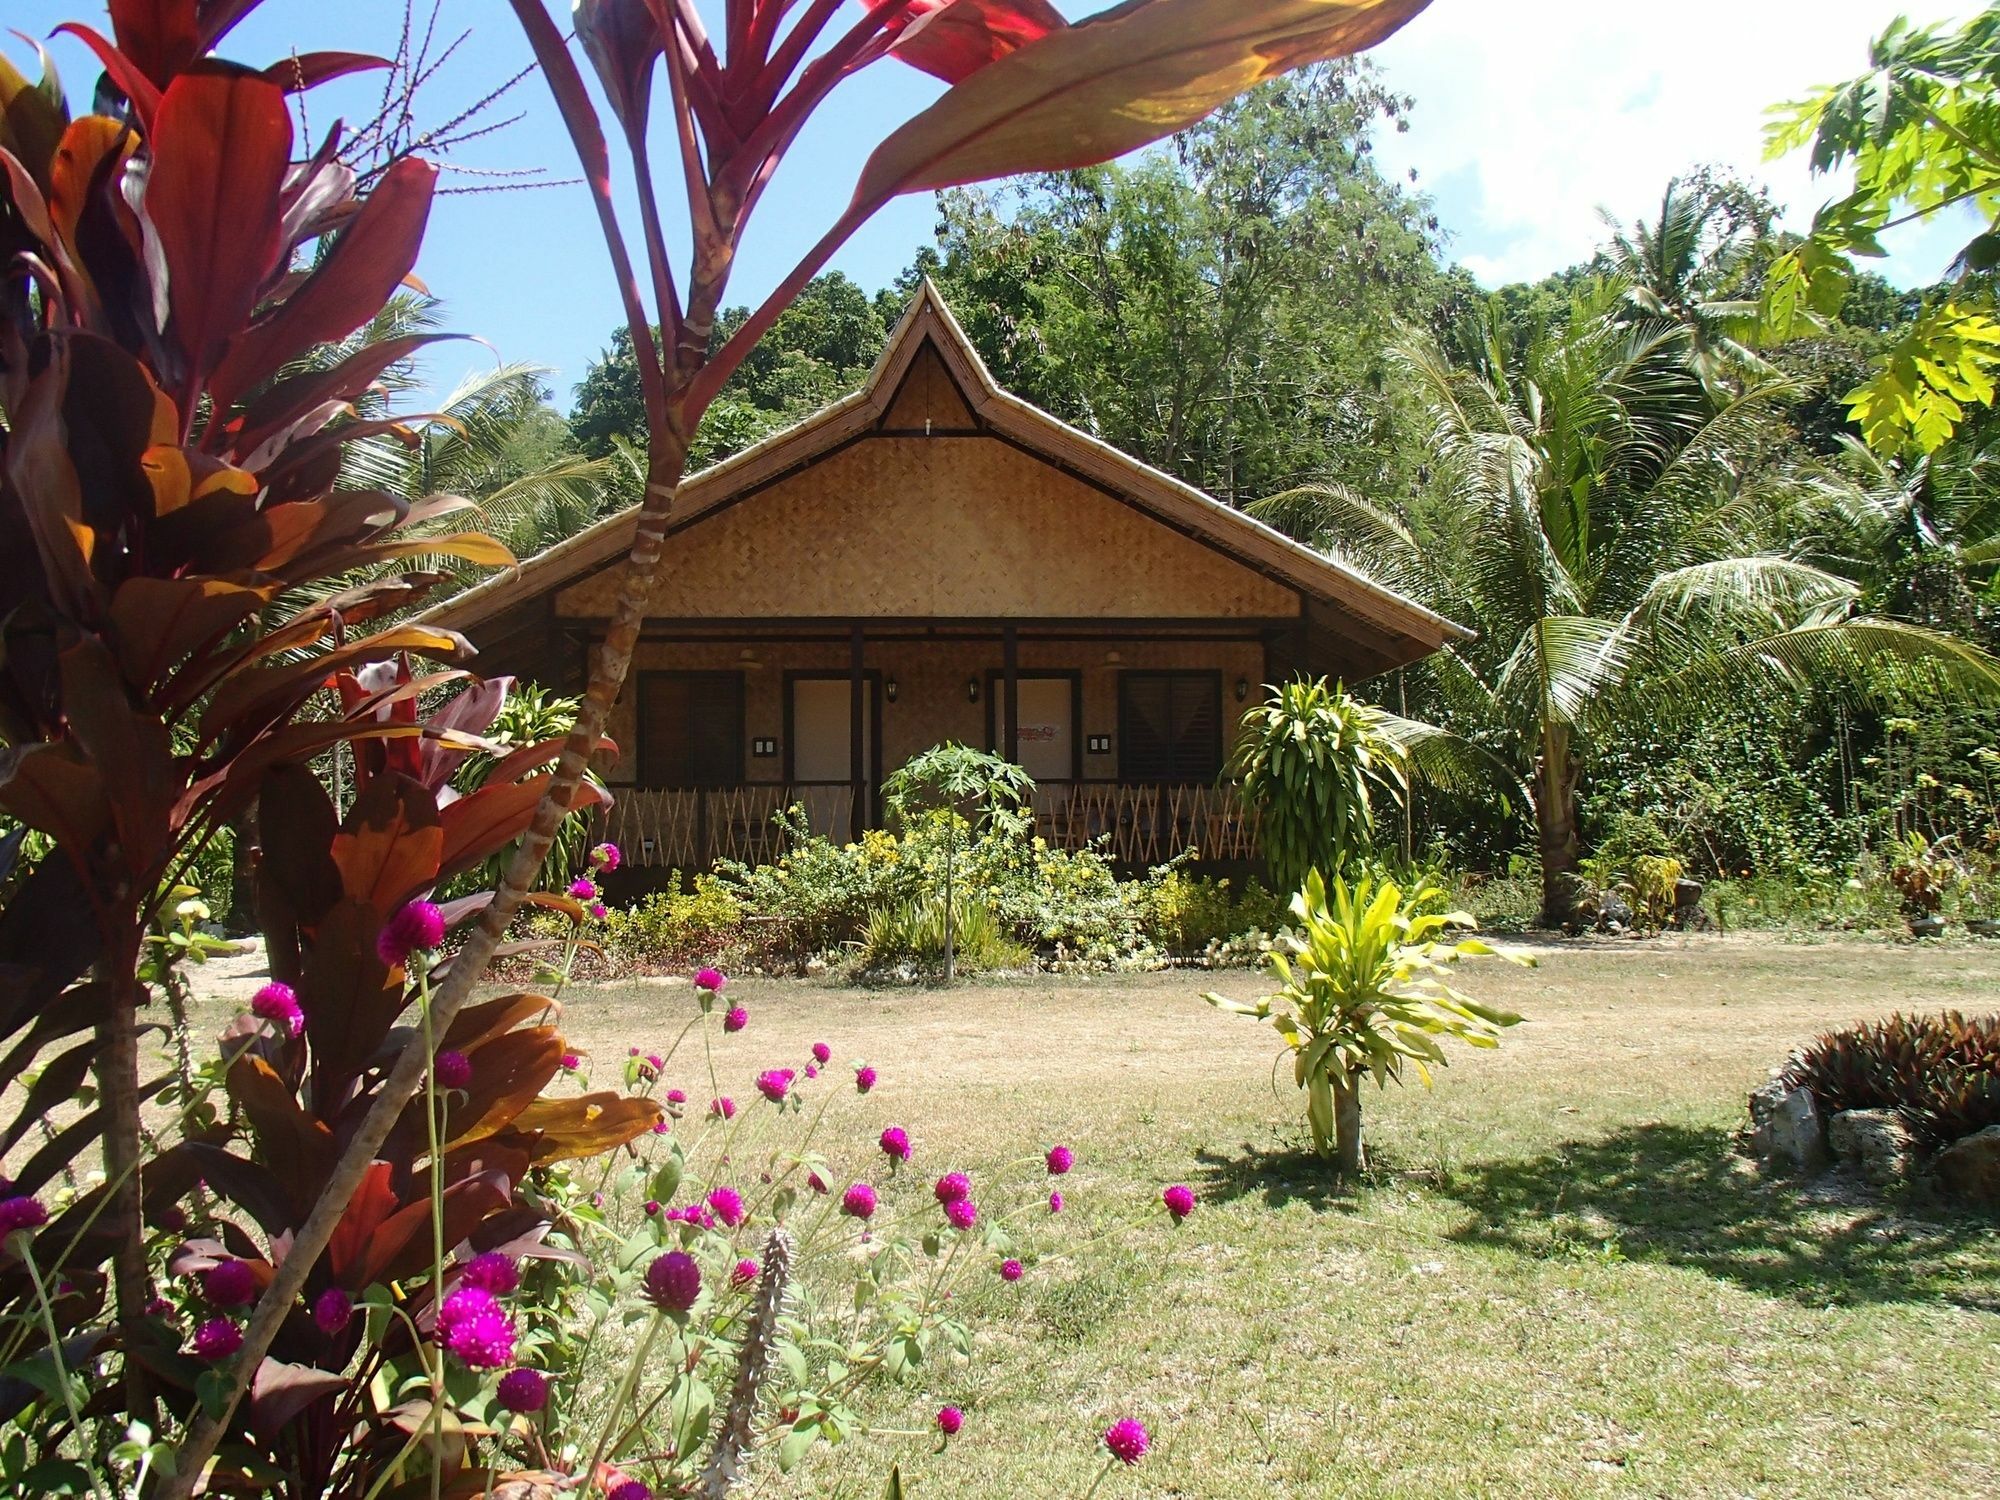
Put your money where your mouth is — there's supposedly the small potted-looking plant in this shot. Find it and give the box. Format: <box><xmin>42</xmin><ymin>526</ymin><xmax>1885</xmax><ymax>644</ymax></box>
<box><xmin>1888</xmin><ymin>832</ymin><xmax>1953</xmax><ymax>938</ymax></box>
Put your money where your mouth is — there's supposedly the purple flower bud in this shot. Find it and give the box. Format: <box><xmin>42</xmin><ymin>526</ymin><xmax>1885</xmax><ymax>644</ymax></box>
<box><xmin>1104</xmin><ymin>1417</ymin><xmax>1150</xmax><ymax>1465</ymax></box>
<box><xmin>937</xmin><ymin>1405</ymin><xmax>964</xmax><ymax>1436</ymax></box>
<box><xmin>854</xmin><ymin>1064</ymin><xmax>877</xmax><ymax>1094</ymax></box>
<box><xmin>201</xmin><ymin>1258</ymin><xmax>257</xmax><ymax>1308</ymax></box>
<box><xmin>723</xmin><ymin>1005</ymin><xmax>748</xmax><ymax>1033</ymax></box>
<box><xmin>192</xmin><ymin>1318</ymin><xmax>242</xmax><ymax>1361</ymax></box>
<box><xmin>312</xmin><ymin>1286</ymin><xmax>354</xmax><ymax>1334</ymax></box>
<box><xmin>497</xmin><ymin>1366</ymin><xmax>548</xmax><ymax>1413</ymax></box>
<box><xmin>880</xmin><ymin>1126</ymin><xmax>911</xmax><ymax>1162</ymax></box>
<box><xmin>377</xmin><ymin>900</ymin><xmax>445</xmax><ymax>966</ymax></box>
<box><xmin>841</xmin><ymin>1183</ymin><xmax>877</xmax><ymax>1220</ymax></box>
<box><xmin>1162</xmin><ymin>1184</ymin><xmax>1196</xmax><ymax>1222</ymax></box>
<box><xmin>250</xmin><ymin>982</ymin><xmax>303</xmax><ymax>1038</ymax></box>
<box><xmin>460</xmin><ymin>1252</ymin><xmax>518</xmax><ymax>1295</ymax></box>
<box><xmin>434</xmin><ymin>1050</ymin><xmax>472</xmax><ymax>1090</ymax></box>
<box><xmin>643</xmin><ymin>1250</ymin><xmax>702</xmax><ymax>1312</ymax></box>
<box><xmin>1045</xmin><ymin>1144</ymin><xmax>1074</xmax><ymax>1175</ymax></box>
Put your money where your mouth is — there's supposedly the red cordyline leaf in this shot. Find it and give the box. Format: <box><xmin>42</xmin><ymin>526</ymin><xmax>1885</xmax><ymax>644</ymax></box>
<box><xmin>50</xmin><ymin>24</ymin><xmax>164</xmax><ymax>132</ymax></box>
<box><xmin>207</xmin><ymin>157</ymin><xmax>437</xmax><ymax>414</ymax></box>
<box><xmin>107</xmin><ymin>0</ymin><xmax>203</xmax><ymax>89</ymax></box>
<box><xmin>864</xmin><ymin>0</ymin><xmax>1067</xmax><ymax>83</ymax></box>
<box><xmin>142</xmin><ymin>65</ymin><xmax>291</xmax><ymax>412</ymax></box>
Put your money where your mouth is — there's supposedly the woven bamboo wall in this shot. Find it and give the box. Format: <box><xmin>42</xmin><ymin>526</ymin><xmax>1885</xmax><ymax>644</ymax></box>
<box><xmin>599</xmin><ymin>637</ymin><xmax>1266</xmax><ymax>786</ymax></box>
<box><xmin>554</xmin><ymin>436</ymin><xmax>1301</xmax><ymax>621</ymax></box>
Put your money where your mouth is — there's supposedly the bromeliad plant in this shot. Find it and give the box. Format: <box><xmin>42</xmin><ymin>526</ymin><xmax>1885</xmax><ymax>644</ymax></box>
<box><xmin>1205</xmin><ymin>871</ymin><xmax>1526</xmax><ymax>1175</ymax></box>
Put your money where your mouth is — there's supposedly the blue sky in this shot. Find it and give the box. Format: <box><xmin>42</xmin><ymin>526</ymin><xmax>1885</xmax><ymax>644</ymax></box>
<box><xmin>11</xmin><ymin>1</ymin><xmax>1980</xmax><ymax>412</ymax></box>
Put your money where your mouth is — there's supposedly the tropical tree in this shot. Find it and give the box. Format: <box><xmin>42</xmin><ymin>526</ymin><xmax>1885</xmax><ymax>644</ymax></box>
<box><xmin>1601</xmin><ymin>173</ymin><xmax>1772</xmax><ymax>398</ymax></box>
<box><xmin>1205</xmin><ymin>869</ymin><xmax>1523</xmax><ymax>1174</ymax></box>
<box><xmin>1228</xmin><ymin>677</ymin><xmax>1407</xmax><ymax>894</ymax></box>
<box><xmin>1255</xmin><ymin>284</ymin><xmax>2000</xmax><ymax>926</ymax></box>
<box><xmin>1763</xmin><ymin>5</ymin><xmax>2000</xmax><ymax>455</ymax></box>
<box><xmin>882</xmin><ymin>743</ymin><xmax>1034</xmax><ymax>983</ymax></box>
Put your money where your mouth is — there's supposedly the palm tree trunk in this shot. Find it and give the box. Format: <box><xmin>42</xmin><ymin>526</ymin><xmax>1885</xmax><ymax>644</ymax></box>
<box><xmin>1536</xmin><ymin>722</ymin><xmax>1583</xmax><ymax>928</ymax></box>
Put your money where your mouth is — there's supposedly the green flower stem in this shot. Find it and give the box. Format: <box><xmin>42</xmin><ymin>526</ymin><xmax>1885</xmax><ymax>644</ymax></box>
<box><xmin>1078</xmin><ymin>1457</ymin><xmax>1118</xmax><ymax>1500</ymax></box>
<box><xmin>585</xmin><ymin>1308</ymin><xmax>665</xmax><ymax>1481</ymax></box>
<box><xmin>18</xmin><ymin>1233</ymin><xmax>110</xmax><ymax>1500</ymax></box>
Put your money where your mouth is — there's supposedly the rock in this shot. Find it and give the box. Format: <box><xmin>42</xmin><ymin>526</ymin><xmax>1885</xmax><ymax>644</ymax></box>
<box><xmin>1934</xmin><ymin>1125</ymin><xmax>2000</xmax><ymax>1209</ymax></box>
<box><xmin>1748</xmin><ymin>1082</ymin><xmax>1829</xmax><ymax>1174</ymax></box>
<box><xmin>1598</xmin><ymin>892</ymin><xmax>1633</xmax><ymax>930</ymax></box>
<box><xmin>1827</xmin><ymin>1108</ymin><xmax>1916</xmax><ymax>1186</ymax></box>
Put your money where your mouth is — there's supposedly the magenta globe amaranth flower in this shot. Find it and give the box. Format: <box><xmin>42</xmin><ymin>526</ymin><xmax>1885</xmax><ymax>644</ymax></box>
<box><xmin>436</xmin><ymin>1286</ymin><xmax>516</xmax><ymax>1369</ymax></box>
<box><xmin>666</xmin><ymin>1087</ymin><xmax>687</xmax><ymax>1105</ymax></box>
<box><xmin>590</xmin><ymin>901</ymin><xmax>608</xmax><ymax>920</ymax></box>
<box><xmin>937</xmin><ymin>1405</ymin><xmax>964</xmax><ymax>1437</ymax></box>
<box><xmin>377</xmin><ymin>899</ymin><xmax>445</xmax><ymax>965</ymax></box>
<box><xmin>560</xmin><ymin>1051</ymin><xmax>581</xmax><ymax>1072</ymax></box>
<box><xmin>1000</xmin><ymin>1259</ymin><xmax>1023</xmax><ymax>1282</ymax></box>
<box><xmin>201</xmin><ymin>1258</ymin><xmax>257</xmax><ymax>1308</ymax></box>
<box><xmin>695</xmin><ymin>966</ymin><xmax>727</xmax><ymax>992</ymax></box>
<box><xmin>643</xmin><ymin>1250</ymin><xmax>702</xmax><ymax>1312</ymax></box>
<box><xmin>192</xmin><ymin>1318</ymin><xmax>242</xmax><ymax>1362</ymax></box>
<box><xmin>730</xmin><ymin>1257</ymin><xmax>760</xmax><ymax>1289</ymax></box>
<box><xmin>1045</xmin><ymin>1144</ymin><xmax>1074</xmax><ymax>1176</ymax></box>
<box><xmin>854</xmin><ymin>1064</ymin><xmax>877</xmax><ymax>1093</ymax></box>
<box><xmin>1048</xmin><ymin>1190</ymin><xmax>1064</xmax><ymax>1215</ymax></box>
<box><xmin>841</xmin><ymin>1182</ymin><xmax>877</xmax><ymax>1220</ymax></box>
<box><xmin>460</xmin><ymin>1252</ymin><xmax>519</xmax><ymax>1295</ymax></box>
<box><xmin>608</xmin><ymin>1483</ymin><xmax>650</xmax><ymax>1500</ymax></box>
<box><xmin>569</xmin><ymin>876</ymin><xmax>598</xmax><ymax>900</ymax></box>
<box><xmin>755</xmin><ymin>1069</ymin><xmax>792</xmax><ymax>1103</ymax></box>
<box><xmin>250</xmin><ymin>982</ymin><xmax>303</xmax><ymax>1038</ymax></box>
<box><xmin>0</xmin><ymin>1195</ymin><xmax>47</xmax><ymax>1240</ymax></box>
<box><xmin>433</xmin><ymin>1050</ymin><xmax>472</xmax><ymax>1090</ymax></box>
<box><xmin>933</xmin><ymin>1172</ymin><xmax>970</xmax><ymax>1206</ymax></box>
<box><xmin>709</xmin><ymin>1096</ymin><xmax>736</xmax><ymax>1120</ymax></box>
<box><xmin>591</xmin><ymin>841</ymin><xmax>621</xmax><ymax>871</ymax></box>
<box><xmin>1104</xmin><ymin>1417</ymin><xmax>1150</xmax><ymax>1465</ymax></box>
<box><xmin>723</xmin><ymin>1005</ymin><xmax>748</xmax><ymax>1033</ymax></box>
<box><xmin>650</xmin><ymin>1119</ymin><xmax>670</xmax><ymax>1135</ymax></box>
<box><xmin>497</xmin><ymin>1367</ymin><xmax>548</xmax><ymax>1414</ymax></box>
<box><xmin>1162</xmin><ymin>1184</ymin><xmax>1196</xmax><ymax>1223</ymax></box>
<box><xmin>811</xmin><ymin>1041</ymin><xmax>831</xmax><ymax>1064</ymax></box>
<box><xmin>944</xmin><ymin>1198</ymin><xmax>978</xmax><ymax>1232</ymax></box>
<box><xmin>806</xmin><ymin>1171</ymin><xmax>829</xmax><ymax>1195</ymax></box>
<box><xmin>706</xmin><ymin>1186</ymin><xmax>745</xmax><ymax>1227</ymax></box>
<box><xmin>312</xmin><ymin>1286</ymin><xmax>353</xmax><ymax>1335</ymax></box>
<box><xmin>879</xmin><ymin>1126</ymin><xmax>911</xmax><ymax>1162</ymax></box>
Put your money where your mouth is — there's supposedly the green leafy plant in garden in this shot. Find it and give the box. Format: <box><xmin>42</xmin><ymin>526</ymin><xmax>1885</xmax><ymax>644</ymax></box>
<box><xmin>882</xmin><ymin>745</ymin><xmax>1035</xmax><ymax>983</ymax></box>
<box><xmin>1763</xmin><ymin>5</ymin><xmax>2000</xmax><ymax>454</ymax></box>
<box><xmin>1228</xmin><ymin>678</ymin><xmax>1409</xmax><ymax>895</ymax></box>
<box><xmin>1206</xmin><ymin>871</ymin><xmax>1526</xmax><ymax>1174</ymax></box>
<box><xmin>1782</xmin><ymin>1010</ymin><xmax>2000</xmax><ymax>1150</ymax></box>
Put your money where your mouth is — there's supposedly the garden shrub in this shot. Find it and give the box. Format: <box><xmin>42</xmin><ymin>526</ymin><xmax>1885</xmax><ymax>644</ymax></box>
<box><xmin>598</xmin><ymin>874</ymin><xmax>748</xmax><ymax>967</ymax></box>
<box><xmin>1136</xmin><ymin>864</ymin><xmax>1282</xmax><ymax>958</ymax></box>
<box><xmin>1782</xmin><ymin>1011</ymin><xmax>2000</xmax><ymax>1150</ymax></box>
<box><xmin>860</xmin><ymin>894</ymin><xmax>1034</xmax><ymax>973</ymax></box>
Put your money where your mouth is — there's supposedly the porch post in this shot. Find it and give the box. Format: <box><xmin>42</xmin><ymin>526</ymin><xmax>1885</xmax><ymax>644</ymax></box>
<box><xmin>849</xmin><ymin>622</ymin><xmax>865</xmax><ymax>842</ymax></box>
<box><xmin>1002</xmin><ymin>624</ymin><xmax>1019</xmax><ymax>766</ymax></box>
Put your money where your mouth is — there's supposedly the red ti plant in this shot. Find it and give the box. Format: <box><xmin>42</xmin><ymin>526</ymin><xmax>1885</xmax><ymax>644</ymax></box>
<box><xmin>155</xmin><ymin>0</ymin><xmax>1434</xmax><ymax>1484</ymax></box>
<box><xmin>0</xmin><ymin>0</ymin><xmax>650</xmax><ymax>1467</ymax></box>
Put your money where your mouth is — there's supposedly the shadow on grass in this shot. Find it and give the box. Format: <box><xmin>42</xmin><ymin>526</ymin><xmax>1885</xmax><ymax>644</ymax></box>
<box><xmin>1200</xmin><ymin>1124</ymin><xmax>2000</xmax><ymax>1309</ymax></box>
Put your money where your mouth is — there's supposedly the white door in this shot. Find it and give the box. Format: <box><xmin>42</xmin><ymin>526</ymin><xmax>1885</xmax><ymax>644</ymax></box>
<box><xmin>791</xmin><ymin>678</ymin><xmax>874</xmax><ymax>836</ymax></box>
<box><xmin>1012</xmin><ymin>677</ymin><xmax>1073</xmax><ymax>783</ymax></box>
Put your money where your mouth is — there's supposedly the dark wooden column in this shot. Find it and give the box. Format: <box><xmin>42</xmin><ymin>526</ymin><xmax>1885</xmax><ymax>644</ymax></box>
<box><xmin>849</xmin><ymin>622</ymin><xmax>866</xmax><ymax>841</ymax></box>
<box><xmin>1002</xmin><ymin>624</ymin><xmax>1019</xmax><ymax>766</ymax></box>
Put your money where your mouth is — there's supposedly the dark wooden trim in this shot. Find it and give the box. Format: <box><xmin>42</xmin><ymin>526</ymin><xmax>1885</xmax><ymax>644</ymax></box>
<box><xmin>1002</xmin><ymin>625</ymin><xmax>1018</xmax><ymax>772</ymax></box>
<box><xmin>1116</xmin><ymin>668</ymin><xmax>1225</xmax><ymax>785</ymax></box>
<box><xmin>984</xmin><ymin>668</ymin><xmax>1084</xmax><ymax>782</ymax></box>
<box><xmin>874</xmin><ymin>427</ymin><xmax>984</xmax><ymax>438</ymax></box>
<box><xmin>575</xmin><ymin>613</ymin><xmax>1298</xmax><ymax>638</ymax></box>
<box><xmin>849</xmin><ymin>625</ymin><xmax>865</xmax><ymax>841</ymax></box>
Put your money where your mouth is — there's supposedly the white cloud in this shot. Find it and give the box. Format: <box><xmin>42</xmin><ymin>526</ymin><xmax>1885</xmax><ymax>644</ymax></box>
<box><xmin>1367</xmin><ymin>0</ymin><xmax>1979</xmax><ymax>288</ymax></box>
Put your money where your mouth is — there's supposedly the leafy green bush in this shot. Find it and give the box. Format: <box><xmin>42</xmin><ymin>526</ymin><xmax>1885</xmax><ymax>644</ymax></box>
<box><xmin>1782</xmin><ymin>1011</ymin><xmax>2000</xmax><ymax>1150</ymax></box>
<box><xmin>860</xmin><ymin>894</ymin><xmax>1033</xmax><ymax>973</ymax></box>
<box><xmin>598</xmin><ymin>874</ymin><xmax>747</xmax><ymax>967</ymax></box>
<box><xmin>1206</xmin><ymin>871</ymin><xmax>1527</xmax><ymax>1172</ymax></box>
<box><xmin>1136</xmin><ymin>864</ymin><xmax>1281</xmax><ymax>958</ymax></box>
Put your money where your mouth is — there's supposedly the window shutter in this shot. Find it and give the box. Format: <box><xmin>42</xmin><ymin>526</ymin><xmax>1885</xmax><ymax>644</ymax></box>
<box><xmin>1118</xmin><ymin>673</ymin><xmax>1221</xmax><ymax>783</ymax></box>
<box><xmin>640</xmin><ymin>673</ymin><xmax>744</xmax><ymax>786</ymax></box>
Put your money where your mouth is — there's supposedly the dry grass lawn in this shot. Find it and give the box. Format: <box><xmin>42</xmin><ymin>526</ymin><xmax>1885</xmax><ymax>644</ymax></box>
<box><xmin>526</xmin><ymin>936</ymin><xmax>2000</xmax><ymax>1500</ymax></box>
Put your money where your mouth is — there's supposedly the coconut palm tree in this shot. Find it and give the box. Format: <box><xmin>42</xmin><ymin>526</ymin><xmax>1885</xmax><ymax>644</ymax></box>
<box><xmin>1601</xmin><ymin>176</ymin><xmax>1771</xmax><ymax>399</ymax></box>
<box><xmin>1254</xmin><ymin>285</ymin><xmax>2000</xmax><ymax>925</ymax></box>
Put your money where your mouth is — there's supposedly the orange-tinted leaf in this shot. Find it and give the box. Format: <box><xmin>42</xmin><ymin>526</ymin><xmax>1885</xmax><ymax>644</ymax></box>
<box><xmin>301</xmin><ymin>898</ymin><xmax>409</xmax><ymax>1104</ymax></box>
<box><xmin>0</xmin><ymin>46</ymin><xmax>72</xmax><ymax>189</ymax></box>
<box><xmin>499</xmin><ymin>1093</ymin><xmax>664</xmax><ymax>1164</ymax></box>
<box><xmin>227</xmin><ymin>1055</ymin><xmax>337</xmax><ymax>1211</ymax></box>
<box><xmin>332</xmin><ymin>774</ymin><xmax>443</xmax><ymax>916</ymax></box>
<box><xmin>855</xmin><ymin>0</ymin><xmax>1429</xmax><ymax>198</ymax></box>
<box><xmin>58</xmin><ymin>635</ymin><xmax>176</xmax><ymax>874</ymax></box>
<box><xmin>437</xmin><ymin>1027</ymin><xmax>566</xmax><ymax>1149</ymax></box>
<box><xmin>435</xmin><ymin>773</ymin><xmax>606</xmax><ymax>885</ymax></box>
<box><xmin>439</xmin><ymin>993</ymin><xmax>561</xmax><ymax>1055</ymax></box>
<box><xmin>47</xmin><ymin>117</ymin><xmax>137</xmax><ymax>254</ymax></box>
<box><xmin>224</xmin><ymin>333</ymin><xmax>459</xmax><ymax>462</ymax></box>
<box><xmin>196</xmin><ymin>624</ymin><xmax>470</xmax><ymax>745</ymax></box>
<box><xmin>363</xmin><ymin>1171</ymin><xmax>511</xmax><ymax>1286</ymax></box>
<box><xmin>109</xmin><ymin>574</ymin><xmax>271</xmax><ymax>691</ymax></box>
<box><xmin>0</xmin><ymin>743</ymin><xmax>109</xmax><ymax>854</ymax></box>
<box><xmin>327</xmin><ymin>1161</ymin><xmax>397</xmax><ymax>1284</ymax></box>
<box><xmin>250</xmin><ymin>1358</ymin><xmax>348</xmax><ymax>1437</ymax></box>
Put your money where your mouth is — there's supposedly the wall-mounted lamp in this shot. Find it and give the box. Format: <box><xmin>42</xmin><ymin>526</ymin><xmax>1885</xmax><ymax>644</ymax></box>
<box><xmin>885</xmin><ymin>675</ymin><xmax>899</xmax><ymax>704</ymax></box>
<box><xmin>1104</xmin><ymin>649</ymin><xmax>1124</xmax><ymax>666</ymax></box>
<box><xmin>1235</xmin><ymin>676</ymin><xmax>1251</xmax><ymax>702</ymax></box>
<box><xmin>966</xmin><ymin>677</ymin><xmax>981</xmax><ymax>704</ymax></box>
<box><xmin>737</xmin><ymin>647</ymin><xmax>762</xmax><ymax>672</ymax></box>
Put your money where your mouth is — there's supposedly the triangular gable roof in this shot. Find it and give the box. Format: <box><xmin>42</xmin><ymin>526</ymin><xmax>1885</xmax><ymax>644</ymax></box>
<box><xmin>423</xmin><ymin>282</ymin><xmax>1470</xmax><ymax>663</ymax></box>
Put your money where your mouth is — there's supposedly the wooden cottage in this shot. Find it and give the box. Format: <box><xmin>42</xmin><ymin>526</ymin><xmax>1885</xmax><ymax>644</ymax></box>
<box><xmin>424</xmin><ymin>283</ymin><xmax>1466</xmax><ymax>871</ymax></box>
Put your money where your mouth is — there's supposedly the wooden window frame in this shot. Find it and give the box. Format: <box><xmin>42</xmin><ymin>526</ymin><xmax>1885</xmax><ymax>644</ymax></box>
<box><xmin>1116</xmin><ymin>669</ymin><xmax>1224</xmax><ymax>785</ymax></box>
<box><xmin>636</xmin><ymin>670</ymin><xmax>746</xmax><ymax>789</ymax></box>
